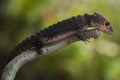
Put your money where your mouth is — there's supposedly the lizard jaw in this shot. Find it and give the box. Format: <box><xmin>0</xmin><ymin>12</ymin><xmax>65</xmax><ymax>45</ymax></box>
<box><xmin>96</xmin><ymin>26</ymin><xmax>113</xmax><ymax>34</ymax></box>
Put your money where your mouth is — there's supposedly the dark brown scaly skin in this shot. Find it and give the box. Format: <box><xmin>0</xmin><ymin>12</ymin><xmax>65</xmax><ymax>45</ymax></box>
<box><xmin>5</xmin><ymin>13</ymin><xmax>113</xmax><ymax>65</ymax></box>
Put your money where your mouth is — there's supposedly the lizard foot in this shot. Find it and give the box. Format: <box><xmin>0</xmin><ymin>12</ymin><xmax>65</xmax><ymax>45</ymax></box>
<box><xmin>76</xmin><ymin>33</ymin><xmax>89</xmax><ymax>42</ymax></box>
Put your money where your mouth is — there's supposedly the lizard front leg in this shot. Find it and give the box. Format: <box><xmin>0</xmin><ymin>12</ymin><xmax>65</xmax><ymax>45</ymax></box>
<box><xmin>76</xmin><ymin>26</ymin><xmax>89</xmax><ymax>42</ymax></box>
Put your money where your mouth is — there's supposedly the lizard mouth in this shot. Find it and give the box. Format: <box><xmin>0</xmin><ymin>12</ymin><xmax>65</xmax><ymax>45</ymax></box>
<box><xmin>96</xmin><ymin>26</ymin><xmax>113</xmax><ymax>34</ymax></box>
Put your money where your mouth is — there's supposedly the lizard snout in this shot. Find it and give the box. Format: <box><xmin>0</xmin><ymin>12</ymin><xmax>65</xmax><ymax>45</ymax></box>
<box><xmin>105</xmin><ymin>25</ymin><xmax>113</xmax><ymax>34</ymax></box>
<box><xmin>109</xmin><ymin>27</ymin><xmax>113</xmax><ymax>33</ymax></box>
<box><xmin>96</xmin><ymin>25</ymin><xmax>113</xmax><ymax>34</ymax></box>
<box><xmin>103</xmin><ymin>26</ymin><xmax>113</xmax><ymax>34</ymax></box>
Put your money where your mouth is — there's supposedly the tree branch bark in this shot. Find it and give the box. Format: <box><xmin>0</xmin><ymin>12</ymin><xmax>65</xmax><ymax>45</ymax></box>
<box><xmin>1</xmin><ymin>29</ymin><xmax>99</xmax><ymax>80</ymax></box>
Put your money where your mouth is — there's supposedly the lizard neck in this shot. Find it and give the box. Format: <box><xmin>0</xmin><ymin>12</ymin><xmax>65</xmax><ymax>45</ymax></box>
<box><xmin>85</xmin><ymin>14</ymin><xmax>93</xmax><ymax>26</ymax></box>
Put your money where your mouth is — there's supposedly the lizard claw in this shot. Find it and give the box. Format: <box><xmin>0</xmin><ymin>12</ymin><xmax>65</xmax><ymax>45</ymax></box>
<box><xmin>93</xmin><ymin>31</ymin><xmax>100</xmax><ymax>42</ymax></box>
<box><xmin>84</xmin><ymin>39</ymin><xmax>90</xmax><ymax>44</ymax></box>
<box><xmin>76</xmin><ymin>33</ymin><xmax>90</xmax><ymax>43</ymax></box>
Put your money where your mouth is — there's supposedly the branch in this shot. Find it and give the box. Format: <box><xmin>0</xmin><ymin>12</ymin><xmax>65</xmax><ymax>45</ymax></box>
<box><xmin>1</xmin><ymin>29</ymin><xmax>99</xmax><ymax>80</ymax></box>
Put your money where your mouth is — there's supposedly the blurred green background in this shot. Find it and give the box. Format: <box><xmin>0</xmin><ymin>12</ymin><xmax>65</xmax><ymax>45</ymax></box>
<box><xmin>0</xmin><ymin>0</ymin><xmax>120</xmax><ymax>80</ymax></box>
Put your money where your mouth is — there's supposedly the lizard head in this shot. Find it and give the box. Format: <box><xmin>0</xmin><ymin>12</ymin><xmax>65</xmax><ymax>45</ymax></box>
<box><xmin>90</xmin><ymin>13</ymin><xmax>113</xmax><ymax>34</ymax></box>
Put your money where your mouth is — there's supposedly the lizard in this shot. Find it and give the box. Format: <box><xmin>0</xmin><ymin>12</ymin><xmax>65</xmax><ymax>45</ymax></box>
<box><xmin>5</xmin><ymin>12</ymin><xmax>113</xmax><ymax>65</ymax></box>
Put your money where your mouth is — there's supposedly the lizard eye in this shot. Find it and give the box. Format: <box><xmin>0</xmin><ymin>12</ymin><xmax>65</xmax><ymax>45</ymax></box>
<box><xmin>105</xmin><ymin>22</ymin><xmax>110</xmax><ymax>26</ymax></box>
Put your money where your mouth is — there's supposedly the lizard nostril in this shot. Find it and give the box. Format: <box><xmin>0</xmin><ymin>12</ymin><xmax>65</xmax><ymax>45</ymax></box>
<box><xmin>109</xmin><ymin>27</ymin><xmax>113</xmax><ymax>32</ymax></box>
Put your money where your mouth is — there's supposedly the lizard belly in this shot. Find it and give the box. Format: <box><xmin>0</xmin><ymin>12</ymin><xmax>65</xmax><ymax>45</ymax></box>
<box><xmin>44</xmin><ymin>31</ymin><xmax>76</xmax><ymax>44</ymax></box>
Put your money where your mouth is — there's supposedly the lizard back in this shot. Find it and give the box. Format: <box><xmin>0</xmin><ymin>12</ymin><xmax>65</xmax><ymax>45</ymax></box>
<box><xmin>6</xmin><ymin>14</ymin><xmax>90</xmax><ymax>65</ymax></box>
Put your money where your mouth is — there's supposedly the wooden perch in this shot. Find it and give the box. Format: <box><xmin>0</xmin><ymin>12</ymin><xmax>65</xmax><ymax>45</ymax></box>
<box><xmin>1</xmin><ymin>29</ymin><xmax>99</xmax><ymax>80</ymax></box>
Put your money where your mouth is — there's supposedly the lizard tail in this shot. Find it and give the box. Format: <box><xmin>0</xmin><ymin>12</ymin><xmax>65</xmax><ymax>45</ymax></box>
<box><xmin>1</xmin><ymin>35</ymin><xmax>37</xmax><ymax>76</ymax></box>
<box><xmin>1</xmin><ymin>34</ymin><xmax>43</xmax><ymax>75</ymax></box>
<box><xmin>5</xmin><ymin>35</ymin><xmax>38</xmax><ymax>65</ymax></box>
